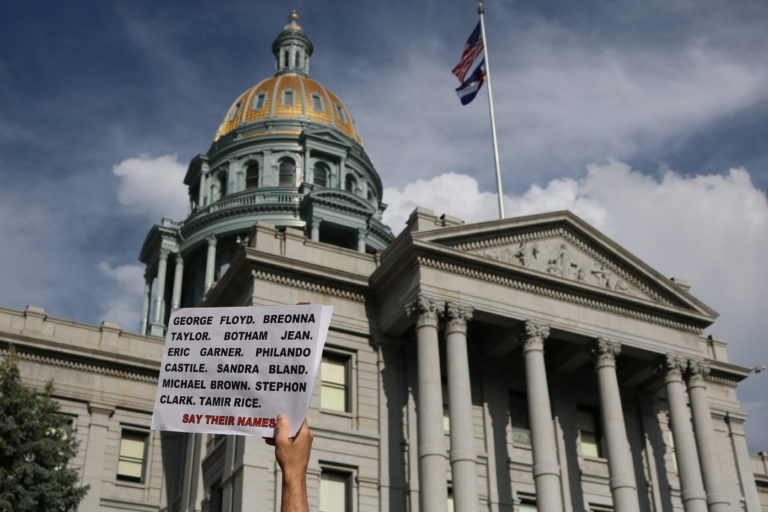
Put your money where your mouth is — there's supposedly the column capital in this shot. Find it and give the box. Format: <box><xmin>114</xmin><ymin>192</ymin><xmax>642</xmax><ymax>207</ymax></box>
<box><xmin>662</xmin><ymin>354</ymin><xmax>687</xmax><ymax>382</ymax></box>
<box><xmin>445</xmin><ymin>302</ymin><xmax>473</xmax><ymax>334</ymax></box>
<box><xmin>593</xmin><ymin>338</ymin><xmax>621</xmax><ymax>368</ymax></box>
<box><xmin>159</xmin><ymin>248</ymin><xmax>169</xmax><ymax>260</ymax></box>
<box><xmin>687</xmin><ymin>358</ymin><xmax>711</xmax><ymax>388</ymax></box>
<box><xmin>519</xmin><ymin>321</ymin><xmax>550</xmax><ymax>353</ymax></box>
<box><xmin>406</xmin><ymin>295</ymin><xmax>445</xmax><ymax>328</ymax></box>
<box><xmin>206</xmin><ymin>234</ymin><xmax>217</xmax><ymax>245</ymax></box>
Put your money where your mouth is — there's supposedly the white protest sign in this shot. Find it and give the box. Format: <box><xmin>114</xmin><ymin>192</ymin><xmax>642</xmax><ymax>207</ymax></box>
<box><xmin>151</xmin><ymin>304</ymin><xmax>333</xmax><ymax>437</ymax></box>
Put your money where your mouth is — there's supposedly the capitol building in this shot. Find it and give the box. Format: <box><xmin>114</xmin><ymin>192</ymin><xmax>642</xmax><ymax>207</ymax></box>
<box><xmin>2</xmin><ymin>12</ymin><xmax>767</xmax><ymax>512</ymax></box>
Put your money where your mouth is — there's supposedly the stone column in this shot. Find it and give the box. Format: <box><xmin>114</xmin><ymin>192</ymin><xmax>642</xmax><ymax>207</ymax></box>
<box><xmin>357</xmin><ymin>228</ymin><xmax>366</xmax><ymax>253</ymax></box>
<box><xmin>150</xmin><ymin>250</ymin><xmax>169</xmax><ymax>336</ymax></box>
<box><xmin>445</xmin><ymin>303</ymin><xmax>478</xmax><ymax>512</ymax></box>
<box><xmin>80</xmin><ymin>405</ymin><xmax>113</xmax><ymax>511</ymax></box>
<box><xmin>664</xmin><ymin>355</ymin><xmax>707</xmax><ymax>512</ymax></box>
<box><xmin>140</xmin><ymin>273</ymin><xmax>152</xmax><ymax>334</ymax></box>
<box><xmin>171</xmin><ymin>253</ymin><xmax>184</xmax><ymax>310</ymax></box>
<box><xmin>406</xmin><ymin>296</ymin><xmax>447</xmax><ymax>512</ymax></box>
<box><xmin>687</xmin><ymin>359</ymin><xmax>730</xmax><ymax>511</ymax></box>
<box><xmin>311</xmin><ymin>218</ymin><xmax>321</xmax><ymax>242</ymax></box>
<box><xmin>521</xmin><ymin>322</ymin><xmax>563</xmax><ymax>511</ymax></box>
<box><xmin>593</xmin><ymin>338</ymin><xmax>640</xmax><ymax>512</ymax></box>
<box><xmin>204</xmin><ymin>235</ymin><xmax>217</xmax><ymax>290</ymax></box>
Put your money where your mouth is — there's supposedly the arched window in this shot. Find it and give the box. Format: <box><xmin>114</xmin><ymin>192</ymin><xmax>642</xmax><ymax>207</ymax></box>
<box><xmin>313</xmin><ymin>162</ymin><xmax>329</xmax><ymax>187</ymax></box>
<box><xmin>345</xmin><ymin>174</ymin><xmax>357</xmax><ymax>194</ymax></box>
<box><xmin>245</xmin><ymin>163</ymin><xmax>259</xmax><ymax>189</ymax></box>
<box><xmin>218</xmin><ymin>172</ymin><xmax>228</xmax><ymax>199</ymax></box>
<box><xmin>279</xmin><ymin>158</ymin><xmax>296</xmax><ymax>187</ymax></box>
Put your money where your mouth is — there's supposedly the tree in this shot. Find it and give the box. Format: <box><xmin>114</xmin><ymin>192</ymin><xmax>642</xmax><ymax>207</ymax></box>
<box><xmin>0</xmin><ymin>349</ymin><xmax>89</xmax><ymax>512</ymax></box>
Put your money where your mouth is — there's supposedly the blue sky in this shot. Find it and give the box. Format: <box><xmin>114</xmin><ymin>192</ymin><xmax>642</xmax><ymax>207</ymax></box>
<box><xmin>1</xmin><ymin>1</ymin><xmax>767</xmax><ymax>450</ymax></box>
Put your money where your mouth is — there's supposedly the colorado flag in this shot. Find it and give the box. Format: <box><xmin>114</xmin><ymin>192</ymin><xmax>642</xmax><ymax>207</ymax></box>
<box><xmin>455</xmin><ymin>60</ymin><xmax>486</xmax><ymax>105</ymax></box>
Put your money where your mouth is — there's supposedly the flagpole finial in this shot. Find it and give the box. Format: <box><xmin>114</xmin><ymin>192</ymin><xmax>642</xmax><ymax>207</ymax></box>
<box><xmin>477</xmin><ymin>0</ymin><xmax>485</xmax><ymax>14</ymax></box>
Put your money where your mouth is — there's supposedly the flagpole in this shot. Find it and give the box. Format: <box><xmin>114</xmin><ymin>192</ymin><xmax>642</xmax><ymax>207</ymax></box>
<box><xmin>477</xmin><ymin>0</ymin><xmax>505</xmax><ymax>219</ymax></box>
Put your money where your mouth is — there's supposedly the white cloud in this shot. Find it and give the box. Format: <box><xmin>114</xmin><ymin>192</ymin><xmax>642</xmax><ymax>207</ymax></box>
<box><xmin>98</xmin><ymin>262</ymin><xmax>145</xmax><ymax>332</ymax></box>
<box><xmin>383</xmin><ymin>161</ymin><xmax>768</xmax><ymax>448</ymax></box>
<box><xmin>113</xmin><ymin>154</ymin><xmax>188</xmax><ymax>220</ymax></box>
<box><xmin>344</xmin><ymin>22</ymin><xmax>768</xmax><ymax>190</ymax></box>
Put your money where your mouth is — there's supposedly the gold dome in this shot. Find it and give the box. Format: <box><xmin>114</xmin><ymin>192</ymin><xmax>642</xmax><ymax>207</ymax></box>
<box><xmin>214</xmin><ymin>75</ymin><xmax>362</xmax><ymax>145</ymax></box>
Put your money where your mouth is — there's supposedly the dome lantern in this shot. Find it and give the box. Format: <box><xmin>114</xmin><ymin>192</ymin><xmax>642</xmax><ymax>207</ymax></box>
<box><xmin>272</xmin><ymin>9</ymin><xmax>313</xmax><ymax>77</ymax></box>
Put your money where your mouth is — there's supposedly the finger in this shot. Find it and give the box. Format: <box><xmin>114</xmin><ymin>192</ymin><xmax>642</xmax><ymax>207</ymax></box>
<box><xmin>275</xmin><ymin>414</ymin><xmax>290</xmax><ymax>443</ymax></box>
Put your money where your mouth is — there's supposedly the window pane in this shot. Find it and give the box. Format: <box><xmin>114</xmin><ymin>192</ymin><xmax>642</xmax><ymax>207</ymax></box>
<box><xmin>578</xmin><ymin>408</ymin><xmax>602</xmax><ymax>457</ymax></box>
<box><xmin>254</xmin><ymin>93</ymin><xmax>266</xmax><ymax>110</ymax></box>
<box><xmin>322</xmin><ymin>385</ymin><xmax>347</xmax><ymax>411</ymax></box>
<box><xmin>447</xmin><ymin>492</ymin><xmax>454</xmax><ymax>512</ymax></box>
<box><xmin>321</xmin><ymin>356</ymin><xmax>348</xmax><ymax>412</ymax></box>
<box><xmin>246</xmin><ymin>164</ymin><xmax>259</xmax><ymax>189</ymax></box>
<box><xmin>279</xmin><ymin>159</ymin><xmax>295</xmax><ymax>186</ymax></box>
<box><xmin>312</xmin><ymin>94</ymin><xmax>323</xmax><ymax>111</ymax></box>
<box><xmin>322</xmin><ymin>359</ymin><xmax>346</xmax><ymax>384</ymax></box>
<box><xmin>320</xmin><ymin>472</ymin><xmax>348</xmax><ymax>512</ymax></box>
<box><xmin>117</xmin><ymin>432</ymin><xmax>147</xmax><ymax>480</ymax></box>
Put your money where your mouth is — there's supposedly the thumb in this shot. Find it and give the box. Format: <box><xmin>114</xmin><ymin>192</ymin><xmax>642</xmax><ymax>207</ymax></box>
<box><xmin>276</xmin><ymin>414</ymin><xmax>290</xmax><ymax>442</ymax></box>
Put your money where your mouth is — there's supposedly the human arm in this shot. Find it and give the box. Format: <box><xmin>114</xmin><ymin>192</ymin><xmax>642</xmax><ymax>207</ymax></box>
<box><xmin>267</xmin><ymin>414</ymin><xmax>313</xmax><ymax>512</ymax></box>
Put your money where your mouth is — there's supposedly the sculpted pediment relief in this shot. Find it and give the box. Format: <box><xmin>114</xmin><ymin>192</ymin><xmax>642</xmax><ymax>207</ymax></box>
<box><xmin>465</xmin><ymin>235</ymin><xmax>663</xmax><ymax>303</ymax></box>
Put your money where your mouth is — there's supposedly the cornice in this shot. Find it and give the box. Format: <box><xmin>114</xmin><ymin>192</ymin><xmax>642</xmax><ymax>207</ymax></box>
<box><xmin>0</xmin><ymin>346</ymin><xmax>158</xmax><ymax>384</ymax></box>
<box><xmin>252</xmin><ymin>270</ymin><xmax>366</xmax><ymax>302</ymax></box>
<box><xmin>416</xmin><ymin>255</ymin><xmax>704</xmax><ymax>334</ymax></box>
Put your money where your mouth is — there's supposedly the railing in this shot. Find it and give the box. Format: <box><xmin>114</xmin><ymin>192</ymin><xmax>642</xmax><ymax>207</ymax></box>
<box><xmin>188</xmin><ymin>189</ymin><xmax>303</xmax><ymax>221</ymax></box>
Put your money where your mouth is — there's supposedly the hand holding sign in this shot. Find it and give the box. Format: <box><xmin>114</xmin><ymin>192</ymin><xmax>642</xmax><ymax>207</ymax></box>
<box><xmin>151</xmin><ymin>304</ymin><xmax>333</xmax><ymax>437</ymax></box>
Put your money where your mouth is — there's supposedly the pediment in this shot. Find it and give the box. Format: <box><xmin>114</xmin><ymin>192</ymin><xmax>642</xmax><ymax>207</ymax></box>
<box><xmin>416</xmin><ymin>211</ymin><xmax>715</xmax><ymax>317</ymax></box>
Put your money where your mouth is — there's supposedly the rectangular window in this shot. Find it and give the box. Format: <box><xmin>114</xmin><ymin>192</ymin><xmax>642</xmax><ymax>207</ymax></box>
<box><xmin>321</xmin><ymin>354</ymin><xmax>349</xmax><ymax>412</ymax></box>
<box><xmin>447</xmin><ymin>489</ymin><xmax>454</xmax><ymax>512</ymax></box>
<box><xmin>320</xmin><ymin>469</ymin><xmax>350</xmax><ymax>512</ymax></box>
<box><xmin>510</xmin><ymin>392</ymin><xmax>531</xmax><ymax>445</ymax></box>
<box><xmin>117</xmin><ymin>430</ymin><xmax>148</xmax><ymax>482</ymax></box>
<box><xmin>254</xmin><ymin>93</ymin><xmax>266</xmax><ymax>110</ymax></box>
<box><xmin>311</xmin><ymin>93</ymin><xmax>324</xmax><ymax>111</ymax></box>
<box><xmin>335</xmin><ymin>103</ymin><xmax>346</xmax><ymax>123</ymax></box>
<box><xmin>577</xmin><ymin>407</ymin><xmax>603</xmax><ymax>458</ymax></box>
<box><xmin>518</xmin><ymin>500</ymin><xmax>538</xmax><ymax>511</ymax></box>
<box><xmin>283</xmin><ymin>90</ymin><xmax>295</xmax><ymax>107</ymax></box>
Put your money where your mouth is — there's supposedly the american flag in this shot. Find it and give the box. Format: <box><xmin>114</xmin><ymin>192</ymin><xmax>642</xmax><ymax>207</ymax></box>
<box><xmin>451</xmin><ymin>22</ymin><xmax>484</xmax><ymax>83</ymax></box>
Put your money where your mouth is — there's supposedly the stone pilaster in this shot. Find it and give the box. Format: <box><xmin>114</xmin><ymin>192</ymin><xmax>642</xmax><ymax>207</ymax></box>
<box><xmin>150</xmin><ymin>250</ymin><xmax>169</xmax><ymax>336</ymax></box>
<box><xmin>171</xmin><ymin>253</ymin><xmax>184</xmax><ymax>310</ymax></box>
<box><xmin>687</xmin><ymin>359</ymin><xmax>730</xmax><ymax>511</ymax></box>
<box><xmin>80</xmin><ymin>405</ymin><xmax>113</xmax><ymax>511</ymax></box>
<box><xmin>663</xmin><ymin>354</ymin><xmax>707</xmax><ymax>512</ymax></box>
<box><xmin>204</xmin><ymin>235</ymin><xmax>217</xmax><ymax>290</ymax></box>
<box><xmin>520</xmin><ymin>322</ymin><xmax>563</xmax><ymax>512</ymax></box>
<box><xmin>406</xmin><ymin>296</ymin><xmax>447</xmax><ymax>512</ymax></box>
<box><xmin>593</xmin><ymin>338</ymin><xmax>640</xmax><ymax>512</ymax></box>
<box><xmin>445</xmin><ymin>303</ymin><xmax>478</xmax><ymax>512</ymax></box>
<box><xmin>140</xmin><ymin>273</ymin><xmax>152</xmax><ymax>335</ymax></box>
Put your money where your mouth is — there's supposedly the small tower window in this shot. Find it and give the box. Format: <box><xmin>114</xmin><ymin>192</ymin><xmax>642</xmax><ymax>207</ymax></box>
<box><xmin>335</xmin><ymin>104</ymin><xmax>347</xmax><ymax>124</ymax></box>
<box><xmin>253</xmin><ymin>93</ymin><xmax>267</xmax><ymax>110</ymax></box>
<box><xmin>283</xmin><ymin>89</ymin><xmax>295</xmax><ymax>107</ymax></box>
<box><xmin>279</xmin><ymin>157</ymin><xmax>296</xmax><ymax>187</ymax></box>
<box><xmin>345</xmin><ymin>174</ymin><xmax>357</xmax><ymax>194</ymax></box>
<box><xmin>313</xmin><ymin>162</ymin><xmax>329</xmax><ymax>187</ymax></box>
<box><xmin>246</xmin><ymin>163</ymin><xmax>259</xmax><ymax>189</ymax></box>
<box><xmin>311</xmin><ymin>94</ymin><xmax>324</xmax><ymax>112</ymax></box>
<box><xmin>229</xmin><ymin>102</ymin><xmax>242</xmax><ymax>122</ymax></box>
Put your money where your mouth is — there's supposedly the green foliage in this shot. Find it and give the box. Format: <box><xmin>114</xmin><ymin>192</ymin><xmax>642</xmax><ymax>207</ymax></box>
<box><xmin>0</xmin><ymin>348</ymin><xmax>89</xmax><ymax>512</ymax></box>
